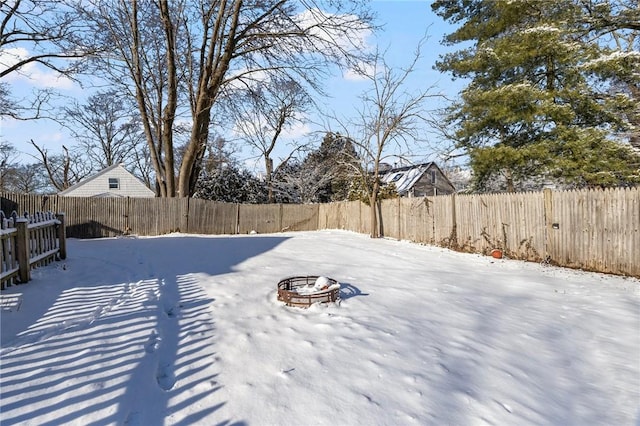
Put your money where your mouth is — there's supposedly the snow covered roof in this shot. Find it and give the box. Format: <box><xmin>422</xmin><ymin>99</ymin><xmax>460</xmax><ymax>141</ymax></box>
<box><xmin>379</xmin><ymin>162</ymin><xmax>435</xmax><ymax>194</ymax></box>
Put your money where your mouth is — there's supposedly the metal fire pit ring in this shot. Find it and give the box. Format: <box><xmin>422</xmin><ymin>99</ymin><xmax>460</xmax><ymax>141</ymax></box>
<box><xmin>277</xmin><ymin>276</ymin><xmax>340</xmax><ymax>308</ymax></box>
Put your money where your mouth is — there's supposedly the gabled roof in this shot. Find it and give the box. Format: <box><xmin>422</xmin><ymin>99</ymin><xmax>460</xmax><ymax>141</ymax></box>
<box><xmin>90</xmin><ymin>192</ymin><xmax>126</xmax><ymax>198</ymax></box>
<box><xmin>58</xmin><ymin>163</ymin><xmax>154</xmax><ymax>197</ymax></box>
<box><xmin>379</xmin><ymin>162</ymin><xmax>435</xmax><ymax>194</ymax></box>
<box><xmin>59</xmin><ymin>163</ymin><xmax>122</xmax><ymax>195</ymax></box>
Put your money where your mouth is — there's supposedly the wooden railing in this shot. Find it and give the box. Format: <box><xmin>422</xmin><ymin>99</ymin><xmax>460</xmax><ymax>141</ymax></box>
<box><xmin>1</xmin><ymin>211</ymin><xmax>67</xmax><ymax>290</ymax></box>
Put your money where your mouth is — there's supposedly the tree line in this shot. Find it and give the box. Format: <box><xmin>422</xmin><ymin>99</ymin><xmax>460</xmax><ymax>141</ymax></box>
<box><xmin>432</xmin><ymin>0</ymin><xmax>639</xmax><ymax>192</ymax></box>
<box><xmin>1</xmin><ymin>0</ymin><xmax>638</xmax><ymax>235</ymax></box>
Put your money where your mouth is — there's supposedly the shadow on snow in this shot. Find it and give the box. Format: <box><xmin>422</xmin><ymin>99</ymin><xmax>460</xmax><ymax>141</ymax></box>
<box><xmin>0</xmin><ymin>235</ymin><xmax>289</xmax><ymax>426</ymax></box>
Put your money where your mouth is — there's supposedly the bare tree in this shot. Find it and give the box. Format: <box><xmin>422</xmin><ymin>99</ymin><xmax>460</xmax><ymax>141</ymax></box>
<box><xmin>0</xmin><ymin>0</ymin><xmax>91</xmax><ymax>77</ymax></box>
<box><xmin>0</xmin><ymin>83</ymin><xmax>18</xmax><ymax>118</ymax></box>
<box><xmin>327</xmin><ymin>41</ymin><xmax>441</xmax><ymax>237</ymax></box>
<box><xmin>0</xmin><ymin>143</ymin><xmax>50</xmax><ymax>193</ymax></box>
<box><xmin>232</xmin><ymin>77</ymin><xmax>311</xmax><ymax>202</ymax></box>
<box><xmin>76</xmin><ymin>0</ymin><xmax>374</xmax><ymax>197</ymax></box>
<box><xmin>130</xmin><ymin>142</ymin><xmax>155</xmax><ymax>190</ymax></box>
<box><xmin>8</xmin><ymin>163</ymin><xmax>52</xmax><ymax>194</ymax></box>
<box><xmin>0</xmin><ymin>0</ymin><xmax>93</xmax><ymax>119</ymax></box>
<box><xmin>272</xmin><ymin>159</ymin><xmax>336</xmax><ymax>203</ymax></box>
<box><xmin>29</xmin><ymin>141</ymin><xmax>92</xmax><ymax>191</ymax></box>
<box><xmin>0</xmin><ymin>141</ymin><xmax>19</xmax><ymax>191</ymax></box>
<box><xmin>273</xmin><ymin>132</ymin><xmax>360</xmax><ymax>203</ymax></box>
<box><xmin>61</xmin><ymin>90</ymin><xmax>143</xmax><ymax>170</ymax></box>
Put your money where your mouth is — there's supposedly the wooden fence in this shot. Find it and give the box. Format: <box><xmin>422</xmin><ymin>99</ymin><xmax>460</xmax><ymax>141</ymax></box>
<box><xmin>2</xmin><ymin>188</ymin><xmax>638</xmax><ymax>277</ymax></box>
<box><xmin>321</xmin><ymin>188</ymin><xmax>639</xmax><ymax>277</ymax></box>
<box><xmin>1</xmin><ymin>211</ymin><xmax>67</xmax><ymax>289</ymax></box>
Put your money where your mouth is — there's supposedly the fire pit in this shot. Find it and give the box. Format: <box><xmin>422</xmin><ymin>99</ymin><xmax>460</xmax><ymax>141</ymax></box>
<box><xmin>277</xmin><ymin>276</ymin><xmax>340</xmax><ymax>308</ymax></box>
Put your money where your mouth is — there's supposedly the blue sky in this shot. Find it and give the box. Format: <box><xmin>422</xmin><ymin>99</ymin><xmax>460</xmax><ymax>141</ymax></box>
<box><xmin>1</xmin><ymin>1</ymin><xmax>467</xmax><ymax>169</ymax></box>
<box><xmin>322</xmin><ymin>1</ymin><xmax>458</xmax><ymax>111</ymax></box>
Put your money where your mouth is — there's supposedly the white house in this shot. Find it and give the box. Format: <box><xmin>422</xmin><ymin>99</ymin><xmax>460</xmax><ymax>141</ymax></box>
<box><xmin>58</xmin><ymin>163</ymin><xmax>155</xmax><ymax>198</ymax></box>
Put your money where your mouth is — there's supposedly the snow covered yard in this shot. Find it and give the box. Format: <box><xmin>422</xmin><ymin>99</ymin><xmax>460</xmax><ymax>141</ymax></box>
<box><xmin>0</xmin><ymin>230</ymin><xmax>638</xmax><ymax>425</ymax></box>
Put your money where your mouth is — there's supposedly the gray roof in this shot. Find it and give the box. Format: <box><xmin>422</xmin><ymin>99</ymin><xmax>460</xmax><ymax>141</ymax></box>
<box><xmin>379</xmin><ymin>162</ymin><xmax>436</xmax><ymax>194</ymax></box>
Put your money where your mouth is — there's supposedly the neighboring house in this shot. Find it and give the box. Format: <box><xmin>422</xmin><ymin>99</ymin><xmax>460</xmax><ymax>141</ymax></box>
<box><xmin>59</xmin><ymin>163</ymin><xmax>155</xmax><ymax>198</ymax></box>
<box><xmin>379</xmin><ymin>162</ymin><xmax>456</xmax><ymax>197</ymax></box>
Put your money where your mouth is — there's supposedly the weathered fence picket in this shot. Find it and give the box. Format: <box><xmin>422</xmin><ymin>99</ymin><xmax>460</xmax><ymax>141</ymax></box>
<box><xmin>2</xmin><ymin>188</ymin><xmax>638</xmax><ymax>277</ymax></box>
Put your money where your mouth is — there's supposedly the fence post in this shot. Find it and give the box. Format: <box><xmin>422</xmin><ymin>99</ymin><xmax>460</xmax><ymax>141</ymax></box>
<box><xmin>56</xmin><ymin>213</ymin><xmax>67</xmax><ymax>260</ymax></box>
<box><xmin>235</xmin><ymin>203</ymin><xmax>240</xmax><ymax>235</ymax></box>
<box><xmin>125</xmin><ymin>197</ymin><xmax>131</xmax><ymax>235</ymax></box>
<box><xmin>397</xmin><ymin>197</ymin><xmax>401</xmax><ymax>241</ymax></box>
<box><xmin>15</xmin><ymin>218</ymin><xmax>30</xmax><ymax>283</ymax></box>
<box><xmin>185</xmin><ymin>197</ymin><xmax>190</xmax><ymax>234</ymax></box>
<box><xmin>450</xmin><ymin>193</ymin><xmax>458</xmax><ymax>249</ymax></box>
<box><xmin>543</xmin><ymin>188</ymin><xmax>553</xmax><ymax>261</ymax></box>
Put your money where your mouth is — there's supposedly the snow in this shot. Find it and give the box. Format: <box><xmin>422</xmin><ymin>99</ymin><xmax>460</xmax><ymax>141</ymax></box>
<box><xmin>1</xmin><ymin>230</ymin><xmax>638</xmax><ymax>425</ymax></box>
<box><xmin>314</xmin><ymin>276</ymin><xmax>330</xmax><ymax>289</ymax></box>
<box><xmin>521</xmin><ymin>25</ymin><xmax>561</xmax><ymax>34</ymax></box>
<box><xmin>380</xmin><ymin>166</ymin><xmax>428</xmax><ymax>195</ymax></box>
<box><xmin>586</xmin><ymin>50</ymin><xmax>640</xmax><ymax>64</ymax></box>
<box><xmin>583</xmin><ymin>50</ymin><xmax>640</xmax><ymax>78</ymax></box>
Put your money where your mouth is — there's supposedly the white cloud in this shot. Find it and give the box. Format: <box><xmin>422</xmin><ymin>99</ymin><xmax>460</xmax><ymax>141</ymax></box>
<box><xmin>47</xmin><ymin>131</ymin><xmax>66</xmax><ymax>143</ymax></box>
<box><xmin>343</xmin><ymin>61</ymin><xmax>377</xmax><ymax>81</ymax></box>
<box><xmin>282</xmin><ymin>120</ymin><xmax>311</xmax><ymax>139</ymax></box>
<box><xmin>295</xmin><ymin>8</ymin><xmax>374</xmax><ymax>81</ymax></box>
<box><xmin>226</xmin><ymin>9</ymin><xmax>374</xmax><ymax>87</ymax></box>
<box><xmin>0</xmin><ymin>47</ymin><xmax>75</xmax><ymax>89</ymax></box>
<box><xmin>232</xmin><ymin>113</ymin><xmax>310</xmax><ymax>142</ymax></box>
<box><xmin>295</xmin><ymin>8</ymin><xmax>373</xmax><ymax>55</ymax></box>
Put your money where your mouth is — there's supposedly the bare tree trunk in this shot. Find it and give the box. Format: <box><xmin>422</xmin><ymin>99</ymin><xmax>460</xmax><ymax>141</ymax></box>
<box><xmin>129</xmin><ymin>0</ymin><xmax>167</xmax><ymax>197</ymax></box>
<box><xmin>266</xmin><ymin>157</ymin><xmax>274</xmax><ymax>203</ymax></box>
<box><xmin>178</xmin><ymin>0</ymin><xmax>242</xmax><ymax>198</ymax></box>
<box><xmin>369</xmin><ymin>179</ymin><xmax>380</xmax><ymax>238</ymax></box>
<box><xmin>505</xmin><ymin>168</ymin><xmax>515</xmax><ymax>192</ymax></box>
<box><xmin>180</xmin><ymin>95</ymin><xmax>213</xmax><ymax>197</ymax></box>
<box><xmin>158</xmin><ymin>0</ymin><xmax>178</xmax><ymax>197</ymax></box>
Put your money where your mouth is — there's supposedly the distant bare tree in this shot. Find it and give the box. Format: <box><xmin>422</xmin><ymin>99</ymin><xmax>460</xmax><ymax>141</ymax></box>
<box><xmin>9</xmin><ymin>163</ymin><xmax>52</xmax><ymax>194</ymax></box>
<box><xmin>0</xmin><ymin>0</ymin><xmax>93</xmax><ymax>119</ymax></box>
<box><xmin>61</xmin><ymin>90</ymin><xmax>143</xmax><ymax>170</ymax></box>
<box><xmin>272</xmin><ymin>159</ymin><xmax>336</xmax><ymax>203</ymax></box>
<box><xmin>0</xmin><ymin>143</ymin><xmax>50</xmax><ymax>193</ymax></box>
<box><xmin>232</xmin><ymin>77</ymin><xmax>311</xmax><ymax>203</ymax></box>
<box><xmin>30</xmin><ymin>141</ymin><xmax>92</xmax><ymax>191</ymax></box>
<box><xmin>76</xmin><ymin>0</ymin><xmax>374</xmax><ymax>197</ymax></box>
<box><xmin>327</xmin><ymin>41</ymin><xmax>441</xmax><ymax>237</ymax></box>
<box><xmin>0</xmin><ymin>141</ymin><xmax>19</xmax><ymax>191</ymax></box>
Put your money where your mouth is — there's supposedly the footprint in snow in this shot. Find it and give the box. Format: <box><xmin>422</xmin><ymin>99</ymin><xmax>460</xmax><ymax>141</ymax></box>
<box><xmin>124</xmin><ymin>411</ymin><xmax>141</xmax><ymax>425</ymax></box>
<box><xmin>156</xmin><ymin>363</ymin><xmax>176</xmax><ymax>391</ymax></box>
<box><xmin>165</xmin><ymin>305</ymin><xmax>180</xmax><ymax>318</ymax></box>
<box><xmin>145</xmin><ymin>332</ymin><xmax>161</xmax><ymax>353</ymax></box>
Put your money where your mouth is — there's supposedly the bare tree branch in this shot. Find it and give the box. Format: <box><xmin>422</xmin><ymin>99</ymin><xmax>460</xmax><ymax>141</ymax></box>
<box><xmin>324</xmin><ymin>38</ymin><xmax>443</xmax><ymax>237</ymax></box>
<box><xmin>76</xmin><ymin>0</ymin><xmax>375</xmax><ymax>197</ymax></box>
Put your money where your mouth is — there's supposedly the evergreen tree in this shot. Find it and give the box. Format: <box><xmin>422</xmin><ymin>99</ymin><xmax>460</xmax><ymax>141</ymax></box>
<box><xmin>300</xmin><ymin>132</ymin><xmax>360</xmax><ymax>202</ymax></box>
<box><xmin>194</xmin><ymin>164</ymin><xmax>267</xmax><ymax>204</ymax></box>
<box><xmin>271</xmin><ymin>160</ymin><xmax>304</xmax><ymax>203</ymax></box>
<box><xmin>433</xmin><ymin>0</ymin><xmax>640</xmax><ymax>191</ymax></box>
<box><xmin>580</xmin><ymin>0</ymin><xmax>640</xmax><ymax>150</ymax></box>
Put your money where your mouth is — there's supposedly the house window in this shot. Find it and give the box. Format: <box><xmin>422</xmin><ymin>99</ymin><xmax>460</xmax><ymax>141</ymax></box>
<box><xmin>109</xmin><ymin>178</ymin><xmax>120</xmax><ymax>189</ymax></box>
<box><xmin>391</xmin><ymin>173</ymin><xmax>403</xmax><ymax>182</ymax></box>
<box><xmin>430</xmin><ymin>170</ymin><xmax>436</xmax><ymax>184</ymax></box>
